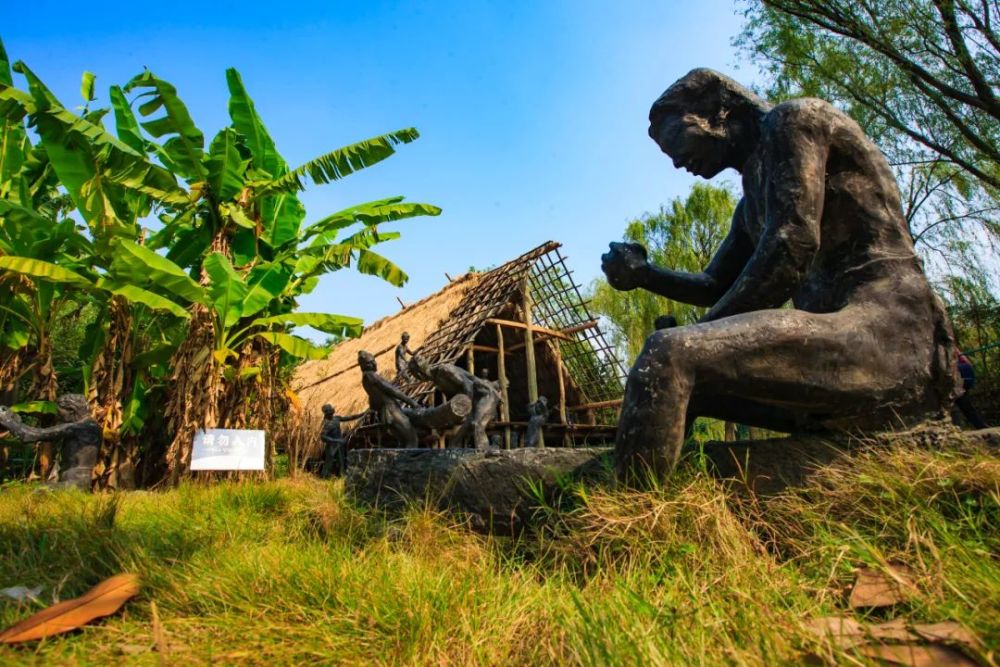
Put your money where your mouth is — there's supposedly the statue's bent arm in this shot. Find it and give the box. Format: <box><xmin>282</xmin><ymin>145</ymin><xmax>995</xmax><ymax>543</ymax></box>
<box><xmin>641</xmin><ymin>200</ymin><xmax>754</xmax><ymax>306</ymax></box>
<box><xmin>376</xmin><ymin>377</ymin><xmax>420</xmax><ymax>408</ymax></box>
<box><xmin>701</xmin><ymin>111</ymin><xmax>826</xmax><ymax>322</ymax></box>
<box><xmin>0</xmin><ymin>417</ymin><xmax>81</xmax><ymax>444</ymax></box>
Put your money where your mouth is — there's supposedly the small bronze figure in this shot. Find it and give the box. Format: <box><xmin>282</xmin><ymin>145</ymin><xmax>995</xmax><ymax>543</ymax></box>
<box><xmin>409</xmin><ymin>356</ymin><xmax>500</xmax><ymax>449</ymax></box>
<box><xmin>603</xmin><ymin>68</ymin><xmax>959</xmax><ymax>481</ymax></box>
<box><xmin>0</xmin><ymin>394</ymin><xmax>101</xmax><ymax>490</ymax></box>
<box><xmin>358</xmin><ymin>350</ymin><xmax>420</xmax><ymax>448</ymax></box>
<box><xmin>524</xmin><ymin>396</ymin><xmax>549</xmax><ymax>448</ymax></box>
<box><xmin>395</xmin><ymin>332</ymin><xmax>415</xmax><ymax>381</ymax></box>
<box><xmin>319</xmin><ymin>404</ymin><xmax>367</xmax><ymax>477</ymax></box>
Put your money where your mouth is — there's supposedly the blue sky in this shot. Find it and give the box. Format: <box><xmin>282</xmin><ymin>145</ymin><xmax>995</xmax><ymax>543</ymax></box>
<box><xmin>5</xmin><ymin>1</ymin><xmax>755</xmax><ymax>335</ymax></box>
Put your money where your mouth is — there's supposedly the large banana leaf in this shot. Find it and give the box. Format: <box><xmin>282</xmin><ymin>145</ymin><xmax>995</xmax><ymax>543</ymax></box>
<box><xmin>356</xmin><ymin>249</ymin><xmax>408</xmax><ymax>287</ymax></box>
<box><xmin>226</xmin><ymin>68</ymin><xmax>285</xmax><ymax>179</ymax></box>
<box><xmin>254</xmin><ymin>128</ymin><xmax>420</xmax><ymax>196</ymax></box>
<box><xmin>0</xmin><ymin>255</ymin><xmax>92</xmax><ymax>287</ymax></box>
<box><xmin>0</xmin><ymin>198</ymin><xmax>52</xmax><ymax>228</ymax></box>
<box><xmin>242</xmin><ymin>262</ymin><xmax>293</xmax><ymax>319</ymax></box>
<box><xmin>301</xmin><ymin>197</ymin><xmax>441</xmax><ymax>244</ymax></box>
<box><xmin>225</xmin><ymin>68</ymin><xmax>306</xmax><ymax>249</ymax></box>
<box><xmin>251</xmin><ymin>312</ymin><xmax>363</xmax><ymax>337</ymax></box>
<box><xmin>124</xmin><ymin>71</ymin><xmax>207</xmax><ymax>181</ymax></box>
<box><xmin>14</xmin><ymin>63</ymin><xmax>188</xmax><ymax>216</ymax></box>
<box><xmin>111</xmin><ymin>240</ymin><xmax>208</xmax><ymax>305</ymax></box>
<box><xmin>203</xmin><ymin>252</ymin><xmax>248</xmax><ymax>329</ymax></box>
<box><xmin>109</xmin><ymin>85</ymin><xmax>146</xmax><ymax>154</ymax></box>
<box><xmin>0</xmin><ymin>39</ymin><xmax>29</xmax><ymax>186</ymax></box>
<box><xmin>0</xmin><ymin>37</ymin><xmax>12</xmax><ymax>88</ymax></box>
<box><xmin>253</xmin><ymin>331</ymin><xmax>329</xmax><ymax>360</ymax></box>
<box><xmin>97</xmin><ymin>279</ymin><xmax>190</xmax><ymax>319</ymax></box>
<box><xmin>207</xmin><ymin>127</ymin><xmax>248</xmax><ymax>202</ymax></box>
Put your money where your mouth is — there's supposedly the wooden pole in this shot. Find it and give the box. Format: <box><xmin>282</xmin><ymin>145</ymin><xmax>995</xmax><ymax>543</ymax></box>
<box><xmin>496</xmin><ymin>323</ymin><xmax>511</xmax><ymax>449</ymax></box>
<box><xmin>552</xmin><ymin>341</ymin><xmax>569</xmax><ymax>446</ymax></box>
<box><xmin>522</xmin><ymin>283</ymin><xmax>538</xmax><ymax>403</ymax></box>
<box><xmin>522</xmin><ymin>280</ymin><xmax>542</xmax><ymax>447</ymax></box>
<box><xmin>466</xmin><ymin>345</ymin><xmax>475</xmax><ymax>374</ymax></box>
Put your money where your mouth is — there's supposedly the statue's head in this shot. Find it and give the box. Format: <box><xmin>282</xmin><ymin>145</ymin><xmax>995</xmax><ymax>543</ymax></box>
<box><xmin>401</xmin><ymin>332</ymin><xmax>410</xmax><ymax>344</ymax></box>
<box><xmin>648</xmin><ymin>68</ymin><xmax>770</xmax><ymax>178</ymax></box>
<box><xmin>358</xmin><ymin>351</ymin><xmax>377</xmax><ymax>372</ymax></box>
<box><xmin>57</xmin><ymin>394</ymin><xmax>90</xmax><ymax>422</ymax></box>
<box><xmin>478</xmin><ymin>367</ymin><xmax>489</xmax><ymax>380</ymax></box>
<box><xmin>408</xmin><ymin>354</ymin><xmax>431</xmax><ymax>380</ymax></box>
<box><xmin>322</xmin><ymin>403</ymin><xmax>334</xmax><ymax>417</ymax></box>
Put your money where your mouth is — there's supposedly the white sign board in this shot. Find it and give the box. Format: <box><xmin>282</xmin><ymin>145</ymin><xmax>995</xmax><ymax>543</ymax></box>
<box><xmin>191</xmin><ymin>429</ymin><xmax>266</xmax><ymax>471</ymax></box>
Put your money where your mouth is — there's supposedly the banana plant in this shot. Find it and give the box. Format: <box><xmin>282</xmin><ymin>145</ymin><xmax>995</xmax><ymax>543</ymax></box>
<box><xmin>1</xmin><ymin>46</ymin><xmax>441</xmax><ymax>483</ymax></box>
<box><xmin>0</xmin><ymin>42</ymin><xmax>197</xmax><ymax>486</ymax></box>
<box><xmin>112</xmin><ymin>68</ymin><xmax>441</xmax><ymax>479</ymax></box>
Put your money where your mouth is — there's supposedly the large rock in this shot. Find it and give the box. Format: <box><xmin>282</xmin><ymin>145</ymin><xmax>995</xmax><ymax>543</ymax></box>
<box><xmin>345</xmin><ymin>447</ymin><xmax>610</xmax><ymax>534</ymax></box>
<box><xmin>346</xmin><ymin>425</ymin><xmax>999</xmax><ymax>532</ymax></box>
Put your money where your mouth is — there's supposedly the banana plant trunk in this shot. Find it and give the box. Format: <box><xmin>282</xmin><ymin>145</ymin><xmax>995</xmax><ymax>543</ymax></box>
<box><xmin>89</xmin><ymin>297</ymin><xmax>139</xmax><ymax>489</ymax></box>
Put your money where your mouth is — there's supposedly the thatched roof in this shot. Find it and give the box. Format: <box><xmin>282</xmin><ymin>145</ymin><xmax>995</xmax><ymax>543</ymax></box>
<box><xmin>294</xmin><ymin>271</ymin><xmax>481</xmax><ymax>419</ymax></box>
<box><xmin>293</xmin><ymin>241</ymin><xmax>626</xmax><ymax>454</ymax></box>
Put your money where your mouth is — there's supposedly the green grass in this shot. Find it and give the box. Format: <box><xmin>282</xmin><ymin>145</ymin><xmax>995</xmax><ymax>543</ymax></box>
<box><xmin>0</xmin><ymin>433</ymin><xmax>997</xmax><ymax>665</ymax></box>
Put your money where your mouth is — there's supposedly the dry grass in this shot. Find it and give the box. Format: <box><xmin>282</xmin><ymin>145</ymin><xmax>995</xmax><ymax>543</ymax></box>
<box><xmin>0</xmin><ymin>433</ymin><xmax>996</xmax><ymax>665</ymax></box>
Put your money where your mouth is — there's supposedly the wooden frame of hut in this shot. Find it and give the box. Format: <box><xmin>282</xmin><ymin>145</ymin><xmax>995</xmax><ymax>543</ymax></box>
<box><xmin>294</xmin><ymin>241</ymin><xmax>627</xmax><ymax>452</ymax></box>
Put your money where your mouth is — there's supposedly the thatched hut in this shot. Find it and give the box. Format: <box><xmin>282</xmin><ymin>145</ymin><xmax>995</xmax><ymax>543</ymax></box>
<box><xmin>294</xmin><ymin>241</ymin><xmax>626</xmax><ymax>454</ymax></box>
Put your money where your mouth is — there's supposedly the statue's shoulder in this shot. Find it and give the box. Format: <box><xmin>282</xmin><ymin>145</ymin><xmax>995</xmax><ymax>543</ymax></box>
<box><xmin>762</xmin><ymin>98</ymin><xmax>842</xmax><ymax>136</ymax></box>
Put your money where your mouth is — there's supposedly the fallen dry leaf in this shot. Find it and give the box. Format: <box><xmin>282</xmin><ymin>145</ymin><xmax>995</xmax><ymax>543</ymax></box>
<box><xmin>849</xmin><ymin>563</ymin><xmax>917</xmax><ymax>609</ymax></box>
<box><xmin>805</xmin><ymin>615</ymin><xmax>985</xmax><ymax>666</ymax></box>
<box><xmin>856</xmin><ymin>642</ymin><xmax>979</xmax><ymax>666</ymax></box>
<box><xmin>0</xmin><ymin>574</ymin><xmax>139</xmax><ymax>643</ymax></box>
<box><xmin>910</xmin><ymin>621</ymin><xmax>983</xmax><ymax>649</ymax></box>
<box><xmin>803</xmin><ymin>616</ymin><xmax>868</xmax><ymax>647</ymax></box>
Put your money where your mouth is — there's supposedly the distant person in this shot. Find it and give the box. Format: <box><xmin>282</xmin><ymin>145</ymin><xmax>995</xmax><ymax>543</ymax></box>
<box><xmin>654</xmin><ymin>315</ymin><xmax>678</xmax><ymax>330</ymax></box>
<box><xmin>954</xmin><ymin>350</ymin><xmax>987</xmax><ymax>429</ymax></box>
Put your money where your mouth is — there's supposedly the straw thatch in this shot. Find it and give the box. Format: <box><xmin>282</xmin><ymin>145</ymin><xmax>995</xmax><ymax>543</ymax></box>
<box><xmin>292</xmin><ymin>241</ymin><xmax>626</xmax><ymax>458</ymax></box>
<box><xmin>294</xmin><ymin>272</ymin><xmax>481</xmax><ymax>421</ymax></box>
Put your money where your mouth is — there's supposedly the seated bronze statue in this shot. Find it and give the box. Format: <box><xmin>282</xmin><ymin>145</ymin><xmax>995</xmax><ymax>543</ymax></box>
<box><xmin>602</xmin><ymin>69</ymin><xmax>959</xmax><ymax>481</ymax></box>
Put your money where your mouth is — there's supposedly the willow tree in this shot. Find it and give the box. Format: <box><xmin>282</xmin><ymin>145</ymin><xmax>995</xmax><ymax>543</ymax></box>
<box><xmin>736</xmin><ymin>0</ymin><xmax>1000</xmax><ymax>282</ymax></box>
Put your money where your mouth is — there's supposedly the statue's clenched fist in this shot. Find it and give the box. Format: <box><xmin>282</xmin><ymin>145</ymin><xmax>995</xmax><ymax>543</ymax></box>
<box><xmin>601</xmin><ymin>241</ymin><xmax>649</xmax><ymax>291</ymax></box>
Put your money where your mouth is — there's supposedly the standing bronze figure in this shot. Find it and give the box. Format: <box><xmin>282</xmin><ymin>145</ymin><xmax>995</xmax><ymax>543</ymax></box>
<box><xmin>0</xmin><ymin>394</ymin><xmax>102</xmax><ymax>489</ymax></box>
<box><xmin>319</xmin><ymin>404</ymin><xmax>367</xmax><ymax>477</ymax></box>
<box><xmin>395</xmin><ymin>332</ymin><xmax>415</xmax><ymax>381</ymax></box>
<box><xmin>524</xmin><ymin>396</ymin><xmax>549</xmax><ymax>448</ymax></box>
<box><xmin>603</xmin><ymin>68</ymin><xmax>958</xmax><ymax>482</ymax></box>
<box><xmin>358</xmin><ymin>351</ymin><xmax>420</xmax><ymax>448</ymax></box>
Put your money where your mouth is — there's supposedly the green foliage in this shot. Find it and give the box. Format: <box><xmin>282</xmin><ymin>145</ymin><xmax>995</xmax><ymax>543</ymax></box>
<box><xmin>736</xmin><ymin>0</ymin><xmax>1000</xmax><ymax>193</ymax></box>
<box><xmin>0</xmin><ymin>38</ymin><xmax>440</xmax><ymax>481</ymax></box>
<box><xmin>590</xmin><ymin>183</ymin><xmax>735</xmax><ymax>361</ymax></box>
<box><xmin>736</xmin><ymin>0</ymin><xmax>1000</xmax><ymax>295</ymax></box>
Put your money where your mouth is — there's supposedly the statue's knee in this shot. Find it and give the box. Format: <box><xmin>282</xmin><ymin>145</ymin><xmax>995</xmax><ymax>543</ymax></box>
<box><xmin>645</xmin><ymin>329</ymin><xmax>680</xmax><ymax>363</ymax></box>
